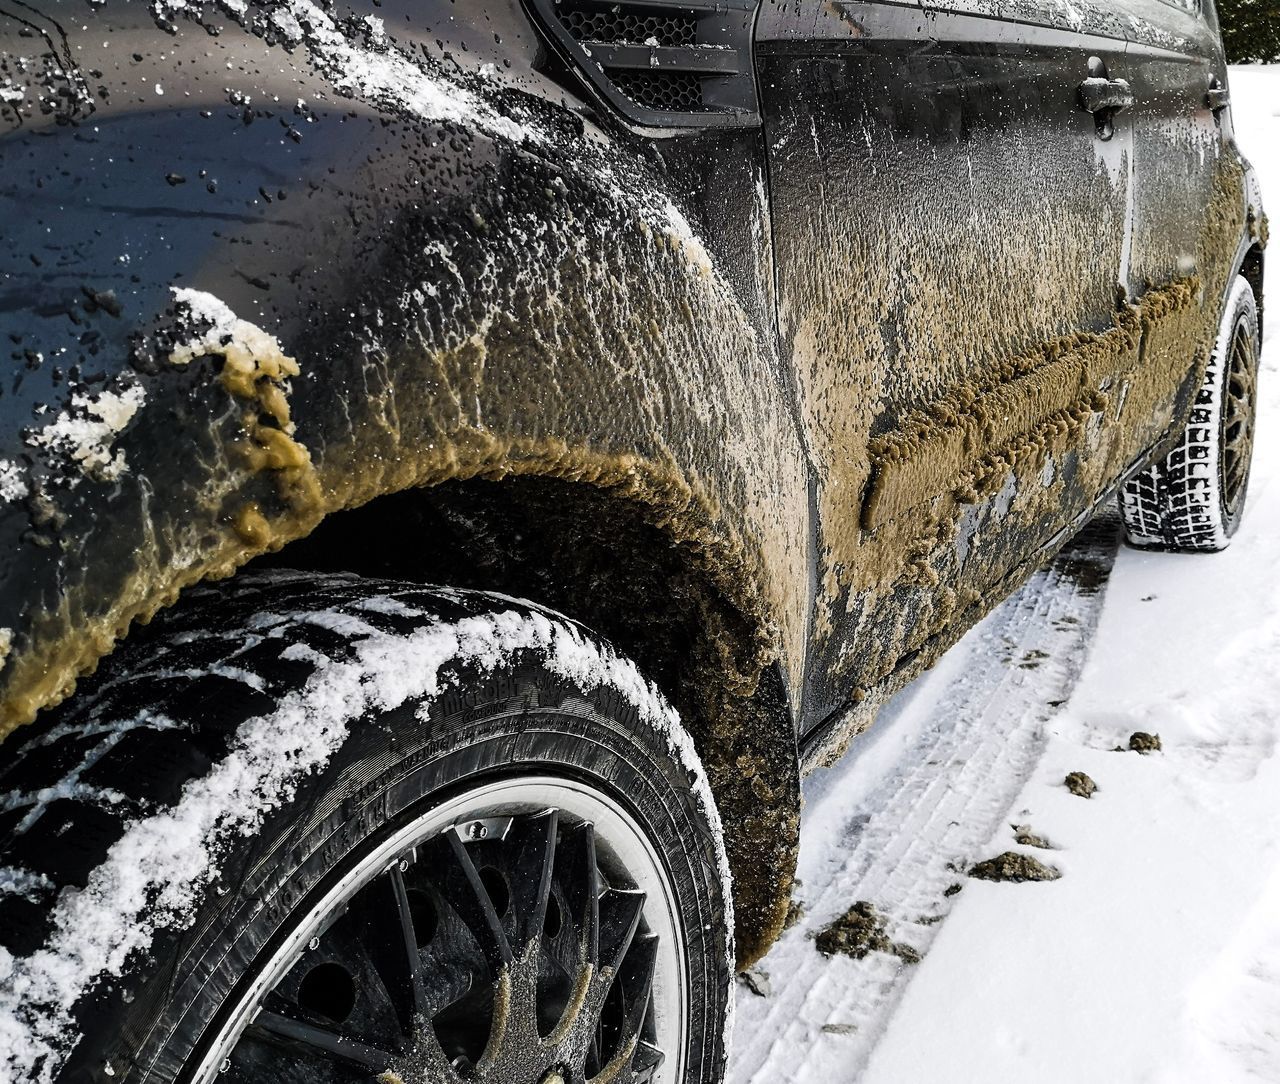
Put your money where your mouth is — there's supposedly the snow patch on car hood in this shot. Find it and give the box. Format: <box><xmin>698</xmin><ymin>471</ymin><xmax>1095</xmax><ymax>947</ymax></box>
<box><xmin>0</xmin><ymin>594</ymin><xmax>730</xmax><ymax>1083</ymax></box>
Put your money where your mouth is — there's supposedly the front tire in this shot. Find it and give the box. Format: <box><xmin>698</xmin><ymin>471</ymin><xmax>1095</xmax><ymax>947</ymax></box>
<box><xmin>1119</xmin><ymin>274</ymin><xmax>1261</xmax><ymax>551</ymax></box>
<box><xmin>0</xmin><ymin>572</ymin><xmax>733</xmax><ymax>1084</ymax></box>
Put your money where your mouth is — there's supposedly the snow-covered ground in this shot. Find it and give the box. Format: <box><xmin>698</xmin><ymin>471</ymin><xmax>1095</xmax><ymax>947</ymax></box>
<box><xmin>733</xmin><ymin>66</ymin><xmax>1280</xmax><ymax>1084</ymax></box>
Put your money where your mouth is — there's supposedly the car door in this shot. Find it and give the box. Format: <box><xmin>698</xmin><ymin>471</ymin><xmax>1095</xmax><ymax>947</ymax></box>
<box><xmin>1124</xmin><ymin>0</ymin><xmax>1231</xmax><ymax>290</ymax></box>
<box><xmin>1118</xmin><ymin>0</ymin><xmax>1247</xmax><ymax>446</ymax></box>
<box><xmin>756</xmin><ymin>0</ymin><xmax>1140</xmax><ymax>736</ymax></box>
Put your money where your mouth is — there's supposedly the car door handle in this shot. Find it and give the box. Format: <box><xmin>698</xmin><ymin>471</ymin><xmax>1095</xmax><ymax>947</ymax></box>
<box><xmin>1207</xmin><ymin>78</ymin><xmax>1230</xmax><ymax>115</ymax></box>
<box><xmin>1077</xmin><ymin>77</ymin><xmax>1135</xmax><ymax>117</ymax></box>
<box><xmin>1077</xmin><ymin>73</ymin><xmax>1133</xmax><ymax>141</ymax></box>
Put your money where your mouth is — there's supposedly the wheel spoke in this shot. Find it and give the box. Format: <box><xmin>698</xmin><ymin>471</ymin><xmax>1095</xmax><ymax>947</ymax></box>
<box><xmin>388</xmin><ymin>862</ymin><xmax>429</xmax><ymax>1020</ymax></box>
<box><xmin>248</xmin><ymin>1010</ymin><xmax>395</xmax><ymax>1073</ymax></box>
<box><xmin>598</xmin><ymin>887</ymin><xmax>646</xmax><ymax>976</ymax></box>
<box><xmin>594</xmin><ymin>935</ymin><xmax>659</xmax><ymax>1079</ymax></box>
<box><xmin>557</xmin><ymin>821</ymin><xmax>600</xmax><ymax>968</ymax></box>
<box><xmin>618</xmin><ymin>935</ymin><xmax>659</xmax><ymax>1040</ymax></box>
<box><xmin>420</xmin><ymin>828</ymin><xmax>513</xmax><ymax>974</ymax></box>
<box><xmin>504</xmin><ymin>808</ymin><xmax>559</xmax><ymax>957</ymax></box>
<box><xmin>631</xmin><ymin>1039</ymin><xmax>666</xmax><ymax>1084</ymax></box>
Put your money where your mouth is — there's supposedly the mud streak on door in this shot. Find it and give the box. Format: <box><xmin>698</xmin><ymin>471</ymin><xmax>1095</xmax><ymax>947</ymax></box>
<box><xmin>755</xmin><ymin>0</ymin><xmax>1138</xmax><ymax>729</ymax></box>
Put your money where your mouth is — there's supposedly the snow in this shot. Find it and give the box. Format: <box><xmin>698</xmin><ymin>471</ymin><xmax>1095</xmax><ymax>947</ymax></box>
<box><xmin>168</xmin><ymin>286</ymin><xmax>282</xmax><ymax>369</ymax></box>
<box><xmin>155</xmin><ymin>0</ymin><xmax>540</xmax><ymax>146</ymax></box>
<box><xmin>26</xmin><ymin>385</ymin><xmax>145</xmax><ymax>483</ymax></box>
<box><xmin>0</xmin><ymin>590</ymin><xmax>729</xmax><ymax>1084</ymax></box>
<box><xmin>0</xmin><ymin>869</ymin><xmax>52</xmax><ymax>900</ymax></box>
<box><xmin>734</xmin><ymin>65</ymin><xmax>1280</xmax><ymax>1084</ymax></box>
<box><xmin>0</xmin><ymin>461</ymin><xmax>27</xmax><ymax>503</ymax></box>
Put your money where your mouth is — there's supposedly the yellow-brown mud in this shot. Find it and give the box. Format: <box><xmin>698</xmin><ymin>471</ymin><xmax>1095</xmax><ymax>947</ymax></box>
<box><xmin>805</xmin><ymin>156</ymin><xmax>1249</xmax><ymax>769</ymax></box>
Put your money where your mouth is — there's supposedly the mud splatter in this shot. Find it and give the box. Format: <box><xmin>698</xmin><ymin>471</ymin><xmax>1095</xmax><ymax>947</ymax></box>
<box><xmin>1065</xmin><ymin>771</ymin><xmax>1097</xmax><ymax>798</ymax></box>
<box><xmin>806</xmin><ymin>155</ymin><xmax>1248</xmax><ymax>769</ymax></box>
<box><xmin>968</xmin><ymin>851</ymin><xmax>1061</xmax><ymax>883</ymax></box>
<box><xmin>169</xmin><ymin>288</ymin><xmax>321</xmax><ymax>517</ymax></box>
<box><xmin>1128</xmin><ymin>731</ymin><xmax>1162</xmax><ymax>754</ymax></box>
<box><xmin>815</xmin><ymin>901</ymin><xmax>920</xmax><ymax>964</ymax></box>
<box><xmin>1012</xmin><ymin>824</ymin><xmax>1053</xmax><ymax>849</ymax></box>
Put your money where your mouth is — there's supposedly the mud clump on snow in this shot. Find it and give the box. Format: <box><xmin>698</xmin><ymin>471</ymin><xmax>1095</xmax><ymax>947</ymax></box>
<box><xmin>815</xmin><ymin>901</ymin><xmax>920</xmax><ymax>964</ymax></box>
<box><xmin>1128</xmin><ymin>731</ymin><xmax>1162</xmax><ymax>754</ymax></box>
<box><xmin>738</xmin><ymin>968</ymin><xmax>772</xmax><ymax>998</ymax></box>
<box><xmin>1012</xmin><ymin>824</ymin><xmax>1053</xmax><ymax>849</ymax></box>
<box><xmin>968</xmin><ymin>851</ymin><xmax>1062</xmax><ymax>883</ymax></box>
<box><xmin>1065</xmin><ymin>770</ymin><xmax>1097</xmax><ymax>798</ymax></box>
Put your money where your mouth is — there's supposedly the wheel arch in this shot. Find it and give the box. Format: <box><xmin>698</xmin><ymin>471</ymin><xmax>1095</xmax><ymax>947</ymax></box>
<box><xmin>258</xmin><ymin>474</ymin><xmax>801</xmax><ymax>969</ymax></box>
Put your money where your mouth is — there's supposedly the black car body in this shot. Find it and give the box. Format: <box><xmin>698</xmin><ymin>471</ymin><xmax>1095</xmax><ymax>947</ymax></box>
<box><xmin>0</xmin><ymin>0</ymin><xmax>1268</xmax><ymax>1032</ymax></box>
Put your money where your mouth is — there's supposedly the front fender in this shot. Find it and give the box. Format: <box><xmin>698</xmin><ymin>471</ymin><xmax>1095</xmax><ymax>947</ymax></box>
<box><xmin>0</xmin><ymin>0</ymin><xmax>811</xmax><ymax>746</ymax></box>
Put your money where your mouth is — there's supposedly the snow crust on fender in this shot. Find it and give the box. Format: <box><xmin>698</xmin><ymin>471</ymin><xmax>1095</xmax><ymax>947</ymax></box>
<box><xmin>0</xmin><ymin>571</ymin><xmax>733</xmax><ymax>1083</ymax></box>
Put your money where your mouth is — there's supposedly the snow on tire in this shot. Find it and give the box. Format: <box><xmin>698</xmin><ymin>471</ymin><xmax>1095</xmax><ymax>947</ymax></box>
<box><xmin>1119</xmin><ymin>274</ymin><xmax>1261</xmax><ymax>551</ymax></box>
<box><xmin>0</xmin><ymin>570</ymin><xmax>733</xmax><ymax>1084</ymax></box>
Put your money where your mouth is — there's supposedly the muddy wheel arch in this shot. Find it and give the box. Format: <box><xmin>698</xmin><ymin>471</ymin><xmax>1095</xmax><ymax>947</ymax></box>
<box><xmin>0</xmin><ymin>11</ymin><xmax>808</xmax><ymax>966</ymax></box>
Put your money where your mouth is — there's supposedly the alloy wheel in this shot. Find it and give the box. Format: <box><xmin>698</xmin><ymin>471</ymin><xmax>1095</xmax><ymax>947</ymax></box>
<box><xmin>1220</xmin><ymin>314</ymin><xmax>1258</xmax><ymax>516</ymax></box>
<box><xmin>195</xmin><ymin>778</ymin><xmax>686</xmax><ymax>1084</ymax></box>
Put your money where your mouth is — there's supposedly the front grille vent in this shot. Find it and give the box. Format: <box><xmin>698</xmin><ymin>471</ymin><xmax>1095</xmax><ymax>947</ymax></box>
<box><xmin>524</xmin><ymin>0</ymin><xmax>760</xmax><ymax>130</ymax></box>
<box><xmin>610</xmin><ymin>70</ymin><xmax>704</xmax><ymax>112</ymax></box>
<box><xmin>562</xmin><ymin>9</ymin><xmax>698</xmax><ymax>48</ymax></box>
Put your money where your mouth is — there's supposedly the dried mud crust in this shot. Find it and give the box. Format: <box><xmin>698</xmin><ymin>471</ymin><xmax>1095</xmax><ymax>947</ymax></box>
<box><xmin>1120</xmin><ymin>275</ymin><xmax>1261</xmax><ymax>552</ymax></box>
<box><xmin>967</xmin><ymin>852</ymin><xmax>1061</xmax><ymax>883</ymax></box>
<box><xmin>802</xmin><ymin>154</ymin><xmax>1250</xmax><ymax>747</ymax></box>
<box><xmin>1128</xmin><ymin>731</ymin><xmax>1162</xmax><ymax>754</ymax></box>
<box><xmin>814</xmin><ymin>902</ymin><xmax>920</xmax><ymax>964</ymax></box>
<box><xmin>0</xmin><ymin>570</ymin><xmax>733</xmax><ymax>1084</ymax></box>
<box><xmin>1064</xmin><ymin>771</ymin><xmax>1097</xmax><ymax>798</ymax></box>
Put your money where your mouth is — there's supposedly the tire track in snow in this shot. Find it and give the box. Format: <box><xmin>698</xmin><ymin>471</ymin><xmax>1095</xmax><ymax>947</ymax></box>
<box><xmin>730</xmin><ymin>514</ymin><xmax>1122</xmax><ymax>1084</ymax></box>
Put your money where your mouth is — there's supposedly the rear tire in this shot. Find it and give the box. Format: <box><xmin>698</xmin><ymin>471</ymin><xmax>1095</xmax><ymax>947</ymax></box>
<box><xmin>0</xmin><ymin>572</ymin><xmax>733</xmax><ymax>1084</ymax></box>
<box><xmin>1119</xmin><ymin>275</ymin><xmax>1260</xmax><ymax>551</ymax></box>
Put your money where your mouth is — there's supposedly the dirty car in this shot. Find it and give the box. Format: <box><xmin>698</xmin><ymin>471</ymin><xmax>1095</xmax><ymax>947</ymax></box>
<box><xmin>0</xmin><ymin>0</ymin><xmax>1267</xmax><ymax>1081</ymax></box>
